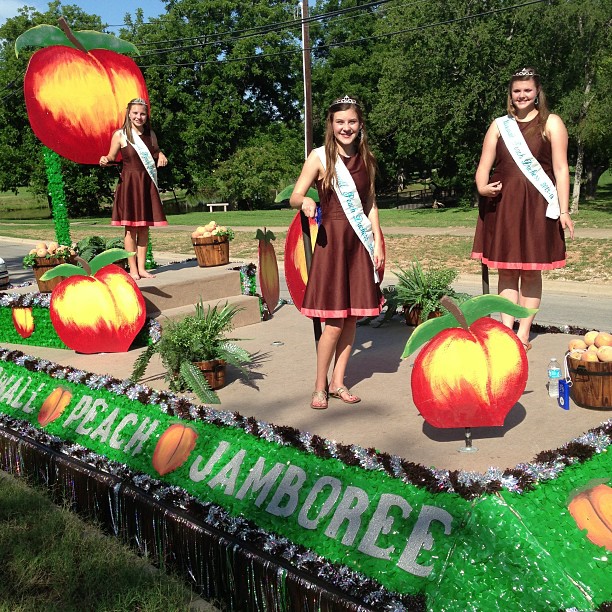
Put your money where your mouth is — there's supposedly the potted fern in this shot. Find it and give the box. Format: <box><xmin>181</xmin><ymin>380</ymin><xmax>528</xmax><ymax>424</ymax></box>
<box><xmin>394</xmin><ymin>261</ymin><xmax>469</xmax><ymax>325</ymax></box>
<box><xmin>131</xmin><ymin>301</ymin><xmax>251</xmax><ymax>404</ymax></box>
<box><xmin>76</xmin><ymin>236</ymin><xmax>126</xmax><ymax>267</ymax></box>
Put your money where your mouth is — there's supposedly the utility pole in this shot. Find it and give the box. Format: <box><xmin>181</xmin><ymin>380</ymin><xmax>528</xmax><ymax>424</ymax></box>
<box><xmin>300</xmin><ymin>0</ymin><xmax>313</xmax><ymax>158</ymax></box>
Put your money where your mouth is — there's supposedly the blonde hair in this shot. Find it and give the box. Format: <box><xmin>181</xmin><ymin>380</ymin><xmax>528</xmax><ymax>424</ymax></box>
<box><xmin>122</xmin><ymin>98</ymin><xmax>150</xmax><ymax>144</ymax></box>
<box><xmin>322</xmin><ymin>100</ymin><xmax>377</xmax><ymax>199</ymax></box>
<box><xmin>507</xmin><ymin>68</ymin><xmax>550</xmax><ymax>140</ymax></box>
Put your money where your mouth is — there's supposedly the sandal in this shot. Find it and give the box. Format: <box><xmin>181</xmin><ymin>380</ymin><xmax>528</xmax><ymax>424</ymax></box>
<box><xmin>310</xmin><ymin>390</ymin><xmax>328</xmax><ymax>410</ymax></box>
<box><xmin>329</xmin><ymin>386</ymin><xmax>361</xmax><ymax>404</ymax></box>
<box><xmin>521</xmin><ymin>341</ymin><xmax>532</xmax><ymax>352</ymax></box>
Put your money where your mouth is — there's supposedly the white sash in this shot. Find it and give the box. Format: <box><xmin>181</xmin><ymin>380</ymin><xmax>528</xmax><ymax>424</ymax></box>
<box><xmin>121</xmin><ymin>130</ymin><xmax>159</xmax><ymax>191</ymax></box>
<box><xmin>315</xmin><ymin>146</ymin><xmax>378</xmax><ymax>283</ymax></box>
<box><xmin>495</xmin><ymin>116</ymin><xmax>560</xmax><ymax>219</ymax></box>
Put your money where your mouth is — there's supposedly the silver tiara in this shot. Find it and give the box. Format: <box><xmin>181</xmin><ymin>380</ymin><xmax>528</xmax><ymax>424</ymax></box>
<box><xmin>128</xmin><ymin>97</ymin><xmax>147</xmax><ymax>106</ymax></box>
<box><xmin>332</xmin><ymin>95</ymin><xmax>358</xmax><ymax>106</ymax></box>
<box><xmin>513</xmin><ymin>68</ymin><xmax>537</xmax><ymax>77</ymax></box>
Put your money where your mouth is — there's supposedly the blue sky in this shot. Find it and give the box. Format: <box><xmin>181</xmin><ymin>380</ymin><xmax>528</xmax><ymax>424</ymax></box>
<box><xmin>0</xmin><ymin>1</ymin><xmax>167</xmax><ymax>29</ymax></box>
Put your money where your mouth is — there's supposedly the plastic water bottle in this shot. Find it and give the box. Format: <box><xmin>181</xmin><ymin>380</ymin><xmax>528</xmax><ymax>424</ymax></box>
<box><xmin>547</xmin><ymin>358</ymin><xmax>561</xmax><ymax>398</ymax></box>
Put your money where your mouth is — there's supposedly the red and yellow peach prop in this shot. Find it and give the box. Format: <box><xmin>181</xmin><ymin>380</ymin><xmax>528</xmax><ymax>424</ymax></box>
<box><xmin>403</xmin><ymin>295</ymin><xmax>535</xmax><ymax>428</ymax></box>
<box><xmin>40</xmin><ymin>249</ymin><xmax>146</xmax><ymax>354</ymax></box>
<box><xmin>16</xmin><ymin>19</ymin><xmax>147</xmax><ymax>165</ymax></box>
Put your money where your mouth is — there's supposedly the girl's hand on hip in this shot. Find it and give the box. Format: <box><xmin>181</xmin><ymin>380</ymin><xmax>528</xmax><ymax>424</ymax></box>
<box><xmin>479</xmin><ymin>181</ymin><xmax>502</xmax><ymax>198</ymax></box>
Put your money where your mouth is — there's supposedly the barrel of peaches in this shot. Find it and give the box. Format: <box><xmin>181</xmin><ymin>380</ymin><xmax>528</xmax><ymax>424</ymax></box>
<box><xmin>566</xmin><ymin>330</ymin><xmax>611</xmax><ymax>409</ymax></box>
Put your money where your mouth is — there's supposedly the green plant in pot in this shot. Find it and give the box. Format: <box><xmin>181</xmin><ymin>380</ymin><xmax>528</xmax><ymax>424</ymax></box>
<box><xmin>131</xmin><ymin>300</ymin><xmax>251</xmax><ymax>404</ymax></box>
<box><xmin>76</xmin><ymin>235</ymin><xmax>125</xmax><ymax>263</ymax></box>
<box><xmin>394</xmin><ymin>260</ymin><xmax>469</xmax><ymax>325</ymax></box>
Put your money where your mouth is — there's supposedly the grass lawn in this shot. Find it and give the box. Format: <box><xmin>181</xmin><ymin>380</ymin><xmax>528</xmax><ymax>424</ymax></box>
<box><xmin>0</xmin><ymin>470</ymin><xmax>216</xmax><ymax>611</ymax></box>
<box><xmin>1</xmin><ymin>172</ymin><xmax>610</xmax><ymax>283</ymax></box>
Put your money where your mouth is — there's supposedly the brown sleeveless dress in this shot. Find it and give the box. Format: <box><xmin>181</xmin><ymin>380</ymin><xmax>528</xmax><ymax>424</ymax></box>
<box><xmin>471</xmin><ymin>116</ymin><xmax>566</xmax><ymax>270</ymax></box>
<box><xmin>301</xmin><ymin>153</ymin><xmax>383</xmax><ymax>318</ymax></box>
<box><xmin>111</xmin><ymin>134</ymin><xmax>168</xmax><ymax>227</ymax></box>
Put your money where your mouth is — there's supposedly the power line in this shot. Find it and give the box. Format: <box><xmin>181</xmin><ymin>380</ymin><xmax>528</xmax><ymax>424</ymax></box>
<box><xmin>137</xmin><ymin>0</ymin><xmax>546</xmax><ymax>70</ymax></box>
<box><xmin>135</xmin><ymin>0</ymin><xmax>399</xmax><ymax>56</ymax></box>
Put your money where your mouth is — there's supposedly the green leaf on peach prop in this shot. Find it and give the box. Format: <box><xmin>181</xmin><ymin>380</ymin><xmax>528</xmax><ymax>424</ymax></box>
<box><xmin>15</xmin><ymin>25</ymin><xmax>139</xmax><ymax>56</ymax></box>
<box><xmin>402</xmin><ymin>295</ymin><xmax>537</xmax><ymax>358</ymax></box>
<box><xmin>40</xmin><ymin>250</ymin><xmax>133</xmax><ymax>280</ymax></box>
<box><xmin>275</xmin><ymin>184</ymin><xmax>319</xmax><ymax>203</ymax></box>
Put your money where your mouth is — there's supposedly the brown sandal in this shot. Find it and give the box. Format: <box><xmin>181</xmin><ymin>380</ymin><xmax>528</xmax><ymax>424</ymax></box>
<box><xmin>310</xmin><ymin>390</ymin><xmax>328</xmax><ymax>410</ymax></box>
<box><xmin>522</xmin><ymin>341</ymin><xmax>532</xmax><ymax>352</ymax></box>
<box><xmin>329</xmin><ymin>386</ymin><xmax>361</xmax><ymax>404</ymax></box>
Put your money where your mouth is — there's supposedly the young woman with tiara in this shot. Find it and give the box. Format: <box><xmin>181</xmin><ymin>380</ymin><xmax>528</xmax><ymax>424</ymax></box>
<box><xmin>471</xmin><ymin>68</ymin><xmax>574</xmax><ymax>351</ymax></box>
<box><xmin>100</xmin><ymin>97</ymin><xmax>168</xmax><ymax>280</ymax></box>
<box><xmin>290</xmin><ymin>96</ymin><xmax>384</xmax><ymax>409</ymax></box>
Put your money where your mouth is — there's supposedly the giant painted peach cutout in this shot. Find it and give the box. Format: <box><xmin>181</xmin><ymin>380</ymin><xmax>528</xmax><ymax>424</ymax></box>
<box><xmin>16</xmin><ymin>19</ymin><xmax>147</xmax><ymax>165</ymax></box>
<box><xmin>403</xmin><ymin>295</ymin><xmax>535</xmax><ymax>428</ymax></box>
<box><xmin>41</xmin><ymin>249</ymin><xmax>146</xmax><ymax>354</ymax></box>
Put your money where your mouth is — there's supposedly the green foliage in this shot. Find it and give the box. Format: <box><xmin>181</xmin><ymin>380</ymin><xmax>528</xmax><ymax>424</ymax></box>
<box><xmin>75</xmin><ymin>235</ymin><xmax>124</xmax><ymax>262</ymax></box>
<box><xmin>402</xmin><ymin>295</ymin><xmax>539</xmax><ymax>358</ymax></box>
<box><xmin>212</xmin><ymin>127</ymin><xmax>305</xmax><ymax>209</ymax></box>
<box><xmin>394</xmin><ymin>260</ymin><xmax>468</xmax><ymax>323</ymax></box>
<box><xmin>130</xmin><ymin>301</ymin><xmax>252</xmax><ymax>403</ymax></box>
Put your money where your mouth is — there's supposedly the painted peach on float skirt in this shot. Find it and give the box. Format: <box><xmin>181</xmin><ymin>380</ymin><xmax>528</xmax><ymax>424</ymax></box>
<box><xmin>569</xmin><ymin>484</ymin><xmax>612</xmax><ymax>551</ymax></box>
<box><xmin>12</xmin><ymin>307</ymin><xmax>35</xmax><ymax>338</ymax></box>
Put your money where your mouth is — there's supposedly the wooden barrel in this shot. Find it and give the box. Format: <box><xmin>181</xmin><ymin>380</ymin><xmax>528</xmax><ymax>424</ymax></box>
<box><xmin>192</xmin><ymin>236</ymin><xmax>229</xmax><ymax>267</ymax></box>
<box><xmin>32</xmin><ymin>257</ymin><xmax>69</xmax><ymax>293</ymax></box>
<box><xmin>193</xmin><ymin>359</ymin><xmax>226</xmax><ymax>390</ymax></box>
<box><xmin>567</xmin><ymin>355</ymin><xmax>612</xmax><ymax>409</ymax></box>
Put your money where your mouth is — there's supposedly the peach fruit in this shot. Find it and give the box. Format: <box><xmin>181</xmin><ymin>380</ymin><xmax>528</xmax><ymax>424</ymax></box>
<box><xmin>594</xmin><ymin>332</ymin><xmax>612</xmax><ymax>348</ymax></box>
<box><xmin>568</xmin><ymin>339</ymin><xmax>588</xmax><ymax>351</ymax></box>
<box><xmin>584</xmin><ymin>331</ymin><xmax>599</xmax><ymax>346</ymax></box>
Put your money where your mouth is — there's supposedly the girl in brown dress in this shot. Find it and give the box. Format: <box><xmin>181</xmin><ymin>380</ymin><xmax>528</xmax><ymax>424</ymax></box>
<box><xmin>471</xmin><ymin>68</ymin><xmax>574</xmax><ymax>350</ymax></box>
<box><xmin>99</xmin><ymin>98</ymin><xmax>168</xmax><ymax>280</ymax></box>
<box><xmin>290</xmin><ymin>96</ymin><xmax>384</xmax><ymax>409</ymax></box>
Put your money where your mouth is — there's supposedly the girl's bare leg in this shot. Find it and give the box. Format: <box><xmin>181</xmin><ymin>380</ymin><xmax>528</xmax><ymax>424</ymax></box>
<box><xmin>516</xmin><ymin>270</ymin><xmax>542</xmax><ymax>346</ymax></box>
<box><xmin>329</xmin><ymin>316</ymin><xmax>358</xmax><ymax>400</ymax></box>
<box><xmin>124</xmin><ymin>228</ymin><xmax>140</xmax><ymax>280</ymax></box>
<box><xmin>136</xmin><ymin>227</ymin><xmax>155</xmax><ymax>278</ymax></box>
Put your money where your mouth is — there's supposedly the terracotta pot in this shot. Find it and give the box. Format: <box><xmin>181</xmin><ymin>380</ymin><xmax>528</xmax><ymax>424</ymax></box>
<box><xmin>403</xmin><ymin>306</ymin><xmax>442</xmax><ymax>327</ymax></box>
<box><xmin>193</xmin><ymin>359</ymin><xmax>227</xmax><ymax>390</ymax></box>
<box><xmin>192</xmin><ymin>236</ymin><xmax>229</xmax><ymax>267</ymax></box>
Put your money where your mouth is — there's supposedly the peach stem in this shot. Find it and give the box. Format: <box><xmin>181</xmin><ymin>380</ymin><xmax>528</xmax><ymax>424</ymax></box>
<box><xmin>58</xmin><ymin>17</ymin><xmax>88</xmax><ymax>53</ymax></box>
<box><xmin>440</xmin><ymin>295</ymin><xmax>468</xmax><ymax>330</ymax></box>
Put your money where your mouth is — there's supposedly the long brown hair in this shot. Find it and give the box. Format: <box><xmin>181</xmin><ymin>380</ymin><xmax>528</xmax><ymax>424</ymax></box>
<box><xmin>122</xmin><ymin>98</ymin><xmax>151</xmax><ymax>144</ymax></box>
<box><xmin>506</xmin><ymin>68</ymin><xmax>550</xmax><ymax>140</ymax></box>
<box><xmin>322</xmin><ymin>100</ymin><xmax>377</xmax><ymax>199</ymax></box>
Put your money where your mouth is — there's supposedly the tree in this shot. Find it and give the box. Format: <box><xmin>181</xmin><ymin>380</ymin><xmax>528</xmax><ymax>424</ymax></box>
<box><xmin>530</xmin><ymin>0</ymin><xmax>612</xmax><ymax>209</ymax></box>
<box><xmin>212</xmin><ymin>125</ymin><xmax>304</xmax><ymax>209</ymax></box>
<box><xmin>121</xmin><ymin>0</ymin><xmax>303</xmax><ymax>197</ymax></box>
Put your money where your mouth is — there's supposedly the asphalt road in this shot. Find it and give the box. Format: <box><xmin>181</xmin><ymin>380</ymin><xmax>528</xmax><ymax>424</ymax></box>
<box><xmin>1</xmin><ymin>235</ymin><xmax>610</xmax><ymax>331</ymax></box>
